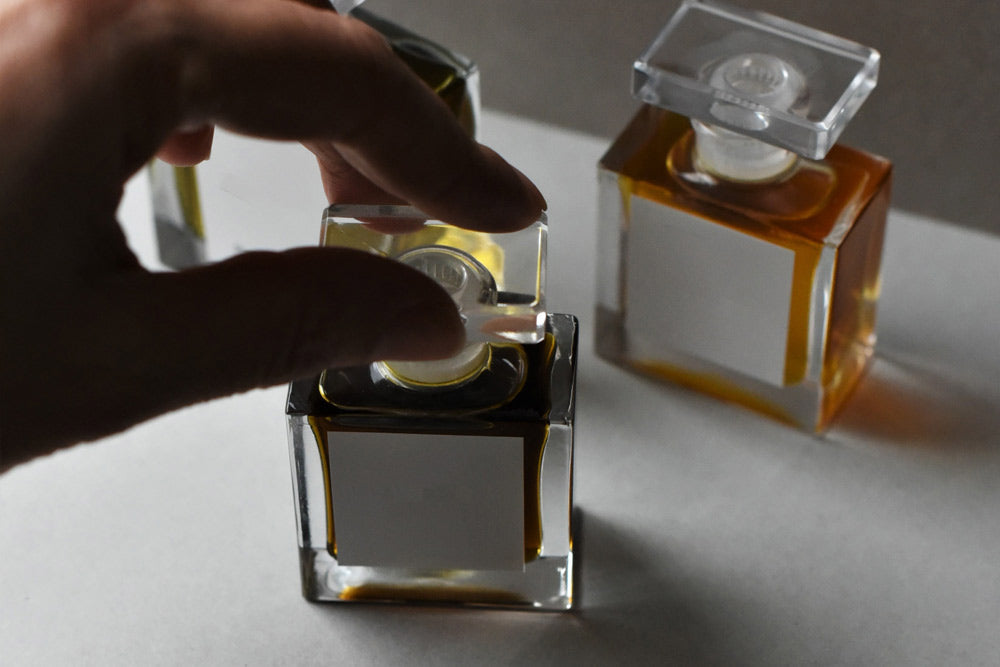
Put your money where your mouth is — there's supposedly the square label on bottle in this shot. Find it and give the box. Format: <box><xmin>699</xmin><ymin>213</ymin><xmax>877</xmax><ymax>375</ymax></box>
<box><xmin>329</xmin><ymin>431</ymin><xmax>525</xmax><ymax>571</ymax></box>
<box><xmin>625</xmin><ymin>195</ymin><xmax>795</xmax><ymax>386</ymax></box>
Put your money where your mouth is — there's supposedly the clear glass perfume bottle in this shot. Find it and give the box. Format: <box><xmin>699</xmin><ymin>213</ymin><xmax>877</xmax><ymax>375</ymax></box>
<box><xmin>286</xmin><ymin>205</ymin><xmax>577</xmax><ymax>610</ymax></box>
<box><xmin>596</xmin><ymin>0</ymin><xmax>892</xmax><ymax>431</ymax></box>
<box><xmin>147</xmin><ymin>1</ymin><xmax>480</xmax><ymax>268</ymax></box>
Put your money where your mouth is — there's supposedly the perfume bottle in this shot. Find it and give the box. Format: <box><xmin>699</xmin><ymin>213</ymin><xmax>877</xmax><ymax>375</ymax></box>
<box><xmin>286</xmin><ymin>205</ymin><xmax>577</xmax><ymax>610</ymax></box>
<box><xmin>596</xmin><ymin>0</ymin><xmax>892</xmax><ymax>431</ymax></box>
<box><xmin>147</xmin><ymin>0</ymin><xmax>480</xmax><ymax>268</ymax></box>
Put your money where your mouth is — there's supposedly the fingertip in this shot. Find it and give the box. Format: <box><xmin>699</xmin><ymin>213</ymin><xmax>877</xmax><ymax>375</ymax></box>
<box><xmin>512</xmin><ymin>160</ymin><xmax>548</xmax><ymax>215</ymax></box>
<box><xmin>461</xmin><ymin>145</ymin><xmax>547</xmax><ymax>233</ymax></box>
<box><xmin>155</xmin><ymin>125</ymin><xmax>215</xmax><ymax>166</ymax></box>
<box><xmin>373</xmin><ymin>289</ymin><xmax>466</xmax><ymax>362</ymax></box>
<box><xmin>396</xmin><ymin>145</ymin><xmax>548</xmax><ymax>234</ymax></box>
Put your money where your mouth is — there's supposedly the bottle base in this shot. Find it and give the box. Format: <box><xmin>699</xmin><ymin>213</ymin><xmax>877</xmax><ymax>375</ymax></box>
<box><xmin>596</xmin><ymin>305</ymin><xmax>874</xmax><ymax>433</ymax></box>
<box><xmin>298</xmin><ymin>547</ymin><xmax>574</xmax><ymax>611</ymax></box>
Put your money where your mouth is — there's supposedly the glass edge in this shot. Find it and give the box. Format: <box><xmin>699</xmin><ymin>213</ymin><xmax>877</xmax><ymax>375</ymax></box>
<box><xmin>547</xmin><ymin>313</ymin><xmax>579</xmax><ymax>423</ymax></box>
<box><xmin>671</xmin><ymin>1</ymin><xmax>880</xmax><ymax>64</ymax></box>
<box><xmin>322</xmin><ymin>204</ymin><xmax>548</xmax><ymax>229</ymax></box>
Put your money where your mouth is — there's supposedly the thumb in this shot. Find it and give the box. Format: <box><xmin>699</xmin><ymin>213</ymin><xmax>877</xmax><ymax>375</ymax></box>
<box><xmin>146</xmin><ymin>248</ymin><xmax>466</xmax><ymax>391</ymax></box>
<box><xmin>3</xmin><ymin>248</ymin><xmax>464</xmax><ymax>457</ymax></box>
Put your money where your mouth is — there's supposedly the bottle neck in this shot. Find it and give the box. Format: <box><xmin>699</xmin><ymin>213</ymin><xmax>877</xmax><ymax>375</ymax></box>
<box><xmin>691</xmin><ymin>119</ymin><xmax>799</xmax><ymax>183</ymax></box>
<box><xmin>377</xmin><ymin>342</ymin><xmax>492</xmax><ymax>388</ymax></box>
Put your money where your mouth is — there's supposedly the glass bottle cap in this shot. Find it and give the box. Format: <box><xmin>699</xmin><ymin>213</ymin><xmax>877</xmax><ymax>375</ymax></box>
<box><xmin>321</xmin><ymin>204</ymin><xmax>547</xmax><ymax>345</ymax></box>
<box><xmin>632</xmin><ymin>0</ymin><xmax>880</xmax><ymax>159</ymax></box>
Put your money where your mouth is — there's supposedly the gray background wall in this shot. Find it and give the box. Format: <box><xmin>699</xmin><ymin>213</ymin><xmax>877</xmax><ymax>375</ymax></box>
<box><xmin>368</xmin><ymin>0</ymin><xmax>1000</xmax><ymax>236</ymax></box>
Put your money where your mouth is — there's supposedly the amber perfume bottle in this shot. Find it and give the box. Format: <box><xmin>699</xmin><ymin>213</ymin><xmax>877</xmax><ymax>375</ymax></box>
<box><xmin>147</xmin><ymin>1</ymin><xmax>479</xmax><ymax>268</ymax></box>
<box><xmin>286</xmin><ymin>205</ymin><xmax>577</xmax><ymax>609</ymax></box>
<box><xmin>596</xmin><ymin>0</ymin><xmax>892</xmax><ymax>431</ymax></box>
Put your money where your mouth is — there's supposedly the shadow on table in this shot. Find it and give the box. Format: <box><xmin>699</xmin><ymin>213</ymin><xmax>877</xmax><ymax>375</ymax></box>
<box><xmin>550</xmin><ymin>510</ymin><xmax>735</xmax><ymax>665</ymax></box>
<box><xmin>829</xmin><ymin>350</ymin><xmax>1000</xmax><ymax>450</ymax></box>
<box><xmin>307</xmin><ymin>510</ymin><xmax>761</xmax><ymax>665</ymax></box>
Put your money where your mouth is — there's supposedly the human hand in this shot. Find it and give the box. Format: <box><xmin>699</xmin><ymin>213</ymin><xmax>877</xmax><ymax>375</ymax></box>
<box><xmin>0</xmin><ymin>0</ymin><xmax>546</xmax><ymax>469</ymax></box>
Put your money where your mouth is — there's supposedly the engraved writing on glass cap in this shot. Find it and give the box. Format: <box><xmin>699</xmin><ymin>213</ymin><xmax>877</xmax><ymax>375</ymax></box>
<box><xmin>632</xmin><ymin>0</ymin><xmax>880</xmax><ymax>159</ymax></box>
<box><xmin>321</xmin><ymin>204</ymin><xmax>547</xmax><ymax>344</ymax></box>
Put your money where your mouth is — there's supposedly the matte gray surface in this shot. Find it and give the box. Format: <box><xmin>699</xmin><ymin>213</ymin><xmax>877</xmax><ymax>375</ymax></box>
<box><xmin>3</xmin><ymin>111</ymin><xmax>999</xmax><ymax>666</ymax></box>
<box><xmin>368</xmin><ymin>0</ymin><xmax>1000</xmax><ymax>236</ymax></box>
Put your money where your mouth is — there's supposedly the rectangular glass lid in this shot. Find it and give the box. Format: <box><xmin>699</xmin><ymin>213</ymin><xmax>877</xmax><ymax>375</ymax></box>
<box><xmin>321</xmin><ymin>204</ymin><xmax>547</xmax><ymax>344</ymax></box>
<box><xmin>632</xmin><ymin>0</ymin><xmax>880</xmax><ymax>158</ymax></box>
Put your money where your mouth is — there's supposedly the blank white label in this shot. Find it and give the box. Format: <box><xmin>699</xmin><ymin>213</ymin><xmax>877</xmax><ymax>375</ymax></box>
<box><xmin>329</xmin><ymin>431</ymin><xmax>525</xmax><ymax>570</ymax></box>
<box><xmin>625</xmin><ymin>196</ymin><xmax>794</xmax><ymax>386</ymax></box>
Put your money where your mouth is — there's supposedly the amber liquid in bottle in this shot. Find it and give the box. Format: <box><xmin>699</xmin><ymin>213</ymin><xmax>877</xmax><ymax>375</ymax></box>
<box><xmin>598</xmin><ymin>106</ymin><xmax>891</xmax><ymax>428</ymax></box>
<box><xmin>305</xmin><ymin>332</ymin><xmax>558</xmax><ymax>603</ymax></box>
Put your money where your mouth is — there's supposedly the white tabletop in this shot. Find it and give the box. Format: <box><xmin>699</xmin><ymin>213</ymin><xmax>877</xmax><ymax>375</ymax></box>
<box><xmin>3</xmin><ymin>110</ymin><xmax>999</xmax><ymax>666</ymax></box>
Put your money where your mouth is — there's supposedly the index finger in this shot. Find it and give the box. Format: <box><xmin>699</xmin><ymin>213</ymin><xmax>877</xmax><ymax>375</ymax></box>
<box><xmin>148</xmin><ymin>0</ymin><xmax>546</xmax><ymax>232</ymax></box>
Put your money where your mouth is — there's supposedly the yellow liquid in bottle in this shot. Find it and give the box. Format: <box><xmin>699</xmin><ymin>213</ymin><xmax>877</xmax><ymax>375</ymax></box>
<box><xmin>599</xmin><ymin>106</ymin><xmax>891</xmax><ymax>429</ymax></box>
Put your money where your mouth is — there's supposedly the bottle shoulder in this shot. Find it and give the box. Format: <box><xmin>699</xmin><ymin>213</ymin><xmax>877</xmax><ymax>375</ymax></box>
<box><xmin>600</xmin><ymin>106</ymin><xmax>891</xmax><ymax>246</ymax></box>
<box><xmin>318</xmin><ymin>343</ymin><xmax>533</xmax><ymax>417</ymax></box>
<box><xmin>292</xmin><ymin>338</ymin><xmax>551</xmax><ymax>422</ymax></box>
<box><xmin>287</xmin><ymin>314</ymin><xmax>577</xmax><ymax>425</ymax></box>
